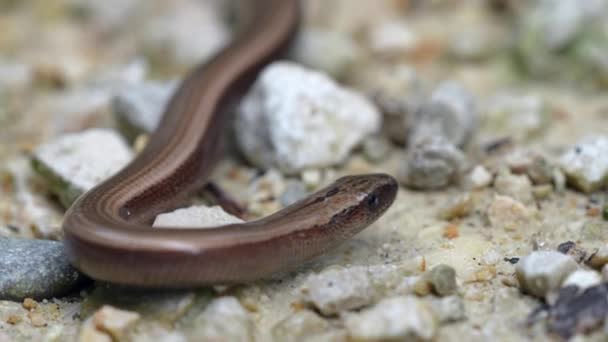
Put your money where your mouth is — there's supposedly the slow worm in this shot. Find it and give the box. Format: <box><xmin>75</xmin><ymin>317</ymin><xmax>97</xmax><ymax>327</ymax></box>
<box><xmin>62</xmin><ymin>0</ymin><xmax>398</xmax><ymax>286</ymax></box>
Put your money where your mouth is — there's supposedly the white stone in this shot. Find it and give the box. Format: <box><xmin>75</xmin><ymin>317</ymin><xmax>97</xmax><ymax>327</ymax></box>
<box><xmin>516</xmin><ymin>251</ymin><xmax>578</xmax><ymax>298</ymax></box>
<box><xmin>235</xmin><ymin>62</ymin><xmax>381</xmax><ymax>174</ymax></box>
<box><xmin>153</xmin><ymin>205</ymin><xmax>244</xmax><ymax>229</ymax></box>
<box><xmin>494</xmin><ymin>170</ymin><xmax>534</xmax><ymax>203</ymax></box>
<box><xmin>189</xmin><ymin>297</ymin><xmax>253</xmax><ymax>341</ymax></box>
<box><xmin>32</xmin><ymin>129</ymin><xmax>133</xmax><ymax>206</ymax></box>
<box><xmin>113</xmin><ymin>81</ymin><xmax>177</xmax><ymax>134</ymax></box>
<box><xmin>559</xmin><ymin>136</ymin><xmax>608</xmax><ymax>193</ymax></box>
<box><xmin>299</xmin><ymin>266</ymin><xmax>376</xmax><ymax>315</ymax></box>
<box><xmin>344</xmin><ymin>296</ymin><xmax>437</xmax><ymax>341</ymax></box>
<box><xmin>430</xmin><ymin>296</ymin><xmax>466</xmax><ymax>323</ymax></box>
<box><xmin>291</xmin><ymin>28</ymin><xmax>361</xmax><ymax>79</ymax></box>
<box><xmin>487</xmin><ymin>195</ymin><xmax>531</xmax><ymax>231</ymax></box>
<box><xmin>469</xmin><ymin>165</ymin><xmax>493</xmax><ymax>189</ymax></box>
<box><xmin>562</xmin><ymin>270</ymin><xmax>602</xmax><ymax>290</ymax></box>
<box><xmin>92</xmin><ymin>305</ymin><xmax>140</xmax><ymax>340</ymax></box>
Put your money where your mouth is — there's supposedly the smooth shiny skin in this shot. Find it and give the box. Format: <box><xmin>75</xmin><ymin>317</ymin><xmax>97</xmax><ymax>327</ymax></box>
<box><xmin>62</xmin><ymin>0</ymin><xmax>398</xmax><ymax>287</ymax></box>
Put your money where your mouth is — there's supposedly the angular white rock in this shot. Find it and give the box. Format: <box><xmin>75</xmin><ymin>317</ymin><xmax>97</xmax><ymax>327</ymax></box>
<box><xmin>113</xmin><ymin>81</ymin><xmax>177</xmax><ymax>134</ymax></box>
<box><xmin>189</xmin><ymin>297</ymin><xmax>253</xmax><ymax>341</ymax></box>
<box><xmin>236</xmin><ymin>62</ymin><xmax>381</xmax><ymax>174</ymax></box>
<box><xmin>562</xmin><ymin>270</ymin><xmax>602</xmax><ymax>290</ymax></box>
<box><xmin>469</xmin><ymin>165</ymin><xmax>493</xmax><ymax>189</ymax></box>
<box><xmin>344</xmin><ymin>296</ymin><xmax>437</xmax><ymax>341</ymax></box>
<box><xmin>153</xmin><ymin>205</ymin><xmax>243</xmax><ymax>229</ymax></box>
<box><xmin>559</xmin><ymin>136</ymin><xmax>608</xmax><ymax>193</ymax></box>
<box><xmin>486</xmin><ymin>195</ymin><xmax>531</xmax><ymax>231</ymax></box>
<box><xmin>299</xmin><ymin>266</ymin><xmax>376</xmax><ymax>315</ymax></box>
<box><xmin>516</xmin><ymin>251</ymin><xmax>578</xmax><ymax>298</ymax></box>
<box><xmin>32</xmin><ymin>129</ymin><xmax>133</xmax><ymax>206</ymax></box>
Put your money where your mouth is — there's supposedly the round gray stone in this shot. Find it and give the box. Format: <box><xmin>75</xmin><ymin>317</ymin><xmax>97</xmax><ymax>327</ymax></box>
<box><xmin>0</xmin><ymin>237</ymin><xmax>87</xmax><ymax>300</ymax></box>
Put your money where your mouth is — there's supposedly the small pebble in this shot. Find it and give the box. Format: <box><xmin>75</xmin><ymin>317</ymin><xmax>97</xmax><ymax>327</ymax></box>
<box><xmin>152</xmin><ymin>205</ymin><xmax>243</xmax><ymax>228</ymax></box>
<box><xmin>408</xmin><ymin>81</ymin><xmax>477</xmax><ymax>148</ymax></box>
<box><xmin>399</xmin><ymin>136</ymin><xmax>467</xmax><ymax>190</ymax></box>
<box><xmin>532</xmin><ymin>184</ymin><xmax>553</xmax><ymax>200</ymax></box>
<box><xmin>6</xmin><ymin>314</ymin><xmax>22</xmax><ymax>325</ymax></box>
<box><xmin>300</xmin><ymin>266</ymin><xmax>376</xmax><ymax>315</ymax></box>
<box><xmin>516</xmin><ymin>251</ymin><xmax>578</xmax><ymax>298</ymax></box>
<box><xmin>559</xmin><ymin>136</ymin><xmax>608</xmax><ymax>193</ymax></box>
<box><xmin>438</xmin><ymin>193</ymin><xmax>474</xmax><ymax>220</ymax></box>
<box><xmin>425</xmin><ymin>264</ymin><xmax>458</xmax><ymax>296</ymax></box>
<box><xmin>343</xmin><ymin>296</ymin><xmax>437</xmax><ymax>341</ymax></box>
<box><xmin>271</xmin><ymin>310</ymin><xmax>331</xmax><ymax>342</ymax></box>
<box><xmin>0</xmin><ymin>237</ymin><xmax>86</xmax><ymax>300</ymax></box>
<box><xmin>494</xmin><ymin>169</ymin><xmax>534</xmax><ymax>204</ymax></box>
<box><xmin>469</xmin><ymin>165</ymin><xmax>493</xmax><ymax>189</ymax></box>
<box><xmin>188</xmin><ymin>297</ymin><xmax>253</xmax><ymax>341</ymax></box>
<box><xmin>486</xmin><ymin>195</ymin><xmax>531</xmax><ymax>231</ymax></box>
<box><xmin>22</xmin><ymin>298</ymin><xmax>38</xmax><ymax>310</ymax></box>
<box><xmin>587</xmin><ymin>245</ymin><xmax>608</xmax><ymax>269</ymax></box>
<box><xmin>27</xmin><ymin>311</ymin><xmax>46</xmax><ymax>327</ymax></box>
<box><xmin>562</xmin><ymin>270</ymin><xmax>602</xmax><ymax>291</ymax></box>
<box><xmin>92</xmin><ymin>306</ymin><xmax>140</xmax><ymax>340</ymax></box>
<box><xmin>430</xmin><ymin>296</ymin><xmax>466</xmax><ymax>323</ymax></box>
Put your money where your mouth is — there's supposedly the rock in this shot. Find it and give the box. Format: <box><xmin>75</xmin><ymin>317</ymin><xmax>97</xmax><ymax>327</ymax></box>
<box><xmin>291</xmin><ymin>28</ymin><xmax>361</xmax><ymax>79</ymax></box>
<box><xmin>271</xmin><ymin>310</ymin><xmax>331</xmax><ymax>342</ymax></box>
<box><xmin>112</xmin><ymin>81</ymin><xmax>177</xmax><ymax>141</ymax></box>
<box><xmin>545</xmin><ymin>283</ymin><xmax>608</xmax><ymax>339</ymax></box>
<box><xmin>362</xmin><ymin>135</ymin><xmax>392</xmax><ymax>163</ymax></box>
<box><xmin>562</xmin><ymin>270</ymin><xmax>602</xmax><ymax>291</ymax></box>
<box><xmin>399</xmin><ymin>136</ymin><xmax>467</xmax><ymax>190</ymax></box>
<box><xmin>587</xmin><ymin>245</ymin><xmax>608</xmax><ymax>269</ymax></box>
<box><xmin>430</xmin><ymin>296</ymin><xmax>466</xmax><ymax>323</ymax></box>
<box><xmin>90</xmin><ymin>306</ymin><xmax>140</xmax><ymax>340</ymax></box>
<box><xmin>559</xmin><ymin>136</ymin><xmax>608</xmax><ymax>193</ymax></box>
<box><xmin>425</xmin><ymin>264</ymin><xmax>458</xmax><ymax>296</ymax></box>
<box><xmin>487</xmin><ymin>195</ymin><xmax>531</xmax><ymax>231</ymax></box>
<box><xmin>279</xmin><ymin>180</ymin><xmax>308</xmax><ymax>207</ymax></box>
<box><xmin>469</xmin><ymin>165</ymin><xmax>493</xmax><ymax>189</ymax></box>
<box><xmin>516</xmin><ymin>251</ymin><xmax>578</xmax><ymax>298</ymax></box>
<box><xmin>299</xmin><ymin>266</ymin><xmax>376</xmax><ymax>315</ymax></box>
<box><xmin>0</xmin><ymin>237</ymin><xmax>86</xmax><ymax>301</ymax></box>
<box><xmin>235</xmin><ymin>62</ymin><xmax>381</xmax><ymax>174</ymax></box>
<box><xmin>507</xmin><ymin>150</ymin><xmax>555</xmax><ymax>185</ymax></box>
<box><xmin>152</xmin><ymin>205</ymin><xmax>243</xmax><ymax>228</ymax></box>
<box><xmin>409</xmin><ymin>82</ymin><xmax>476</xmax><ymax>148</ymax></box>
<box><xmin>343</xmin><ymin>296</ymin><xmax>437</xmax><ymax>341</ymax></box>
<box><xmin>494</xmin><ymin>169</ymin><xmax>534</xmax><ymax>203</ymax></box>
<box><xmin>31</xmin><ymin>129</ymin><xmax>133</xmax><ymax>208</ymax></box>
<box><xmin>79</xmin><ymin>316</ymin><xmax>111</xmax><ymax>342</ymax></box>
<box><xmin>141</xmin><ymin>1</ymin><xmax>228</xmax><ymax>67</ymax></box>
<box><xmin>557</xmin><ymin>241</ymin><xmax>587</xmax><ymax>264</ymax></box>
<box><xmin>188</xmin><ymin>297</ymin><xmax>253</xmax><ymax>341</ymax></box>
<box><xmin>438</xmin><ymin>193</ymin><xmax>474</xmax><ymax>220</ymax></box>
<box><xmin>482</xmin><ymin>94</ymin><xmax>549</xmax><ymax>141</ymax></box>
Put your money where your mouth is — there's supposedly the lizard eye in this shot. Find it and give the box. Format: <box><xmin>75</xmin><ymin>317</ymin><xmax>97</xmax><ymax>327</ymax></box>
<box><xmin>367</xmin><ymin>194</ymin><xmax>380</xmax><ymax>208</ymax></box>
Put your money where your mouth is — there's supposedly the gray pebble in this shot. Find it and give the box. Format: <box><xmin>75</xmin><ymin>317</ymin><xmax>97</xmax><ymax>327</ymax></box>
<box><xmin>409</xmin><ymin>81</ymin><xmax>476</xmax><ymax>148</ymax></box>
<box><xmin>279</xmin><ymin>180</ymin><xmax>308</xmax><ymax>207</ymax></box>
<box><xmin>426</xmin><ymin>264</ymin><xmax>458</xmax><ymax>296</ymax></box>
<box><xmin>399</xmin><ymin>136</ymin><xmax>467</xmax><ymax>190</ymax></box>
<box><xmin>0</xmin><ymin>237</ymin><xmax>86</xmax><ymax>300</ymax></box>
